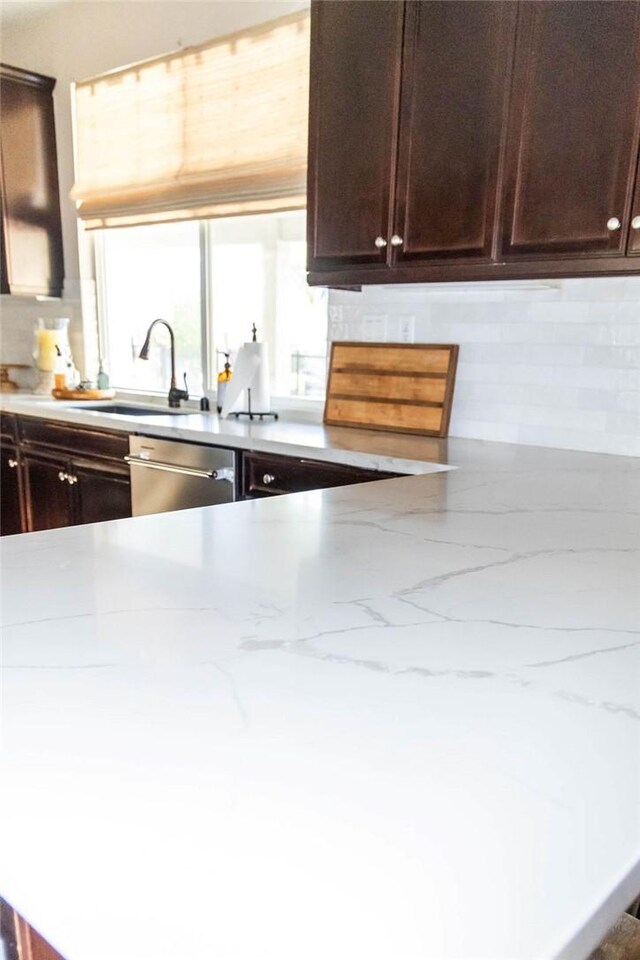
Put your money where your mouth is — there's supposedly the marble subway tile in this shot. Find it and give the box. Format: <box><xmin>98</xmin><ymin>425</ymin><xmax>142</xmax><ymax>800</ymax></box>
<box><xmin>328</xmin><ymin>276</ymin><xmax>638</xmax><ymax>456</ymax></box>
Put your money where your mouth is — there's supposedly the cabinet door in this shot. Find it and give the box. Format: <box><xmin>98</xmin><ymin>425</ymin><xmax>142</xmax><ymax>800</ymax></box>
<box><xmin>242</xmin><ymin>451</ymin><xmax>397</xmax><ymax>499</ymax></box>
<box><xmin>71</xmin><ymin>461</ymin><xmax>131</xmax><ymax>526</ymax></box>
<box><xmin>0</xmin><ymin>443</ymin><xmax>24</xmax><ymax>536</ymax></box>
<box><xmin>500</xmin><ymin>1</ymin><xmax>640</xmax><ymax>260</ymax></box>
<box><xmin>393</xmin><ymin>1</ymin><xmax>516</xmax><ymax>265</ymax></box>
<box><xmin>0</xmin><ymin>66</ymin><xmax>64</xmax><ymax>297</ymax></box>
<box><xmin>307</xmin><ymin>0</ymin><xmax>404</xmax><ymax>272</ymax></box>
<box><xmin>22</xmin><ymin>453</ymin><xmax>72</xmax><ymax>532</ymax></box>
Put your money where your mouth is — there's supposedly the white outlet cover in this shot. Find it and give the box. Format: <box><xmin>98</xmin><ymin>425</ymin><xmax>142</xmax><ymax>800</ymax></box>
<box><xmin>399</xmin><ymin>316</ymin><xmax>415</xmax><ymax>342</ymax></box>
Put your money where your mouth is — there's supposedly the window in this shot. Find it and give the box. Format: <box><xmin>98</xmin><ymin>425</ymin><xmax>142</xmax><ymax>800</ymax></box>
<box><xmin>96</xmin><ymin>210</ymin><xmax>327</xmax><ymax>401</ymax></box>
<box><xmin>78</xmin><ymin>11</ymin><xmax>320</xmax><ymax>399</ymax></box>
<box><xmin>97</xmin><ymin>221</ymin><xmax>203</xmax><ymax>395</ymax></box>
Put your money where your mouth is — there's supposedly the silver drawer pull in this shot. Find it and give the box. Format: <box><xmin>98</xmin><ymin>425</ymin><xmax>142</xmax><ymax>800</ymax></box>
<box><xmin>262</xmin><ymin>473</ymin><xmax>275</xmax><ymax>485</ymax></box>
<box><xmin>125</xmin><ymin>455</ymin><xmax>233</xmax><ymax>482</ymax></box>
<box><xmin>58</xmin><ymin>470</ymin><xmax>68</xmax><ymax>482</ymax></box>
<box><xmin>8</xmin><ymin>458</ymin><xmax>18</xmax><ymax>468</ymax></box>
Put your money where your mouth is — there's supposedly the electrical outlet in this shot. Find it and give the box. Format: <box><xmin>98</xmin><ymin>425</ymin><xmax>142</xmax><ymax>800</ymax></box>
<box><xmin>399</xmin><ymin>316</ymin><xmax>415</xmax><ymax>343</ymax></box>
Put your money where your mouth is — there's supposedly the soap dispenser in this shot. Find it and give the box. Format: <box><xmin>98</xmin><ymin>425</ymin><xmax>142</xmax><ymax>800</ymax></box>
<box><xmin>216</xmin><ymin>353</ymin><xmax>232</xmax><ymax>414</ymax></box>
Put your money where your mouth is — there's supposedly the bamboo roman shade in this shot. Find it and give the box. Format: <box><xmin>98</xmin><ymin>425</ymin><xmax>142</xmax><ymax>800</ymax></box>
<box><xmin>71</xmin><ymin>10</ymin><xmax>310</xmax><ymax>229</ymax></box>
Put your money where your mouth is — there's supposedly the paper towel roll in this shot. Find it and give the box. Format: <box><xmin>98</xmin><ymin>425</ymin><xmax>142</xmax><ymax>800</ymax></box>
<box><xmin>220</xmin><ymin>341</ymin><xmax>271</xmax><ymax>418</ymax></box>
<box><xmin>244</xmin><ymin>341</ymin><xmax>271</xmax><ymax>412</ymax></box>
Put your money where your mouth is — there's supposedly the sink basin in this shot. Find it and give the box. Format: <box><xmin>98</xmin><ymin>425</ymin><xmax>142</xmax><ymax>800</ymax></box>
<box><xmin>71</xmin><ymin>403</ymin><xmax>189</xmax><ymax>417</ymax></box>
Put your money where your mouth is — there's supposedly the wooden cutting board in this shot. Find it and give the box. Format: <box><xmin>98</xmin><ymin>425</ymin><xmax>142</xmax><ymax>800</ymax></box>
<box><xmin>324</xmin><ymin>342</ymin><xmax>458</xmax><ymax>437</ymax></box>
<box><xmin>52</xmin><ymin>387</ymin><xmax>116</xmax><ymax>401</ymax></box>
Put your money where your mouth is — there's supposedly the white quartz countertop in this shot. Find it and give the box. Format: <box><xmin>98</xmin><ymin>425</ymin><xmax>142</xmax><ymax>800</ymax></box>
<box><xmin>1</xmin><ymin>423</ymin><xmax>639</xmax><ymax>959</ymax></box>
<box><xmin>0</xmin><ymin>394</ymin><xmax>452</xmax><ymax>476</ymax></box>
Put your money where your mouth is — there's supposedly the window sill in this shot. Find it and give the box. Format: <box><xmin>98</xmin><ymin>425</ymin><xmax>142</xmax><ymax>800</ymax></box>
<box><xmin>112</xmin><ymin>388</ymin><xmax>325</xmax><ymax>422</ymax></box>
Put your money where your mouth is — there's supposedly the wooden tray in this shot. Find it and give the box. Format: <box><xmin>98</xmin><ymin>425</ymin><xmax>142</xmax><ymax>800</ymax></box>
<box><xmin>324</xmin><ymin>342</ymin><xmax>458</xmax><ymax>437</ymax></box>
<box><xmin>52</xmin><ymin>388</ymin><xmax>116</xmax><ymax>401</ymax></box>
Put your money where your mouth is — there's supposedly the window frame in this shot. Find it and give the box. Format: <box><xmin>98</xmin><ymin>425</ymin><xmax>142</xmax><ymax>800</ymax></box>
<box><xmin>94</xmin><ymin>215</ymin><xmax>327</xmax><ymax>406</ymax></box>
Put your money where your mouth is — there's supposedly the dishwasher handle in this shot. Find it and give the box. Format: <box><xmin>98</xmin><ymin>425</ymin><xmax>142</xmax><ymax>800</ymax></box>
<box><xmin>125</xmin><ymin>455</ymin><xmax>234</xmax><ymax>482</ymax></box>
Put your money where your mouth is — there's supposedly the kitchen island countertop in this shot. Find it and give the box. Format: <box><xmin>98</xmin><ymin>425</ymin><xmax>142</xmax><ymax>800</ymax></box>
<box><xmin>1</xmin><ymin>435</ymin><xmax>639</xmax><ymax>960</ymax></box>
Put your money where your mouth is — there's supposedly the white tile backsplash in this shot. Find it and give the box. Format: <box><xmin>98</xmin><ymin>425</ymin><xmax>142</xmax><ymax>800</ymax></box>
<box><xmin>0</xmin><ymin>283</ymin><xmax>94</xmax><ymax>387</ymax></box>
<box><xmin>2</xmin><ymin>274</ymin><xmax>638</xmax><ymax>456</ymax></box>
<box><xmin>329</xmin><ymin>277</ymin><xmax>640</xmax><ymax>456</ymax></box>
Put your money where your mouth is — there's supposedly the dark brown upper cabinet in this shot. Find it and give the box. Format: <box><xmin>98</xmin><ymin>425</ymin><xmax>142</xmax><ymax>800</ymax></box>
<box><xmin>307</xmin><ymin>0</ymin><xmax>640</xmax><ymax>286</ymax></box>
<box><xmin>307</xmin><ymin>1</ymin><xmax>404</xmax><ymax>272</ymax></box>
<box><xmin>0</xmin><ymin>64</ymin><xmax>64</xmax><ymax>298</ymax></box>
<box><xmin>500</xmin><ymin>1</ymin><xmax>640</xmax><ymax>261</ymax></box>
<box><xmin>309</xmin><ymin>0</ymin><xmax>517</xmax><ymax>275</ymax></box>
<box><xmin>393</xmin><ymin>1</ymin><xmax>516</xmax><ymax>266</ymax></box>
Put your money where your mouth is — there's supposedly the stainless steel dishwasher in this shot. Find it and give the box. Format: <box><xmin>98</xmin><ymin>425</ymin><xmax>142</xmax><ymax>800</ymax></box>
<box><xmin>126</xmin><ymin>436</ymin><xmax>236</xmax><ymax>517</ymax></box>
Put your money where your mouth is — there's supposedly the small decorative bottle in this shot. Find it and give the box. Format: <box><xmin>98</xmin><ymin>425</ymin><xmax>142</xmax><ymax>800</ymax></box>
<box><xmin>216</xmin><ymin>353</ymin><xmax>232</xmax><ymax>414</ymax></box>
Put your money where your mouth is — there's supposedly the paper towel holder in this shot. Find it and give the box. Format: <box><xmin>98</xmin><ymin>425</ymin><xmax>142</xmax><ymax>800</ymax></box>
<box><xmin>230</xmin><ymin>386</ymin><xmax>279</xmax><ymax>421</ymax></box>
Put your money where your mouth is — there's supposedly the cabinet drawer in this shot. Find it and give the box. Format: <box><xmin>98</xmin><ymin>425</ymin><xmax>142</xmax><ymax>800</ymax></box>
<box><xmin>242</xmin><ymin>451</ymin><xmax>397</xmax><ymax>498</ymax></box>
<box><xmin>19</xmin><ymin>416</ymin><xmax>129</xmax><ymax>462</ymax></box>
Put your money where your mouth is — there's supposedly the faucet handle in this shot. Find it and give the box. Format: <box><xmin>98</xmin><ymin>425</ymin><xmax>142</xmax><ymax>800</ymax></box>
<box><xmin>183</xmin><ymin>372</ymin><xmax>189</xmax><ymax>400</ymax></box>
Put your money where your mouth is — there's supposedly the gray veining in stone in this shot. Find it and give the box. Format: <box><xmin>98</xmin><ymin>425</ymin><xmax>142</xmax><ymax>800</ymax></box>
<box><xmin>0</xmin><ymin>399</ymin><xmax>639</xmax><ymax>960</ymax></box>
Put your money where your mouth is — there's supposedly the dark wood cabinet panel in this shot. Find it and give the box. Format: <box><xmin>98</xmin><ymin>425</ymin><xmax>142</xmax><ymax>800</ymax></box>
<box><xmin>0</xmin><ymin>64</ymin><xmax>64</xmax><ymax>297</ymax></box>
<box><xmin>19</xmin><ymin>417</ymin><xmax>129</xmax><ymax>462</ymax></box>
<box><xmin>0</xmin><ymin>442</ymin><xmax>24</xmax><ymax>536</ymax></box>
<box><xmin>500</xmin><ymin>1</ymin><xmax>640</xmax><ymax>260</ymax></box>
<box><xmin>306</xmin><ymin>0</ymin><xmax>640</xmax><ymax>285</ymax></box>
<box><xmin>20</xmin><ymin>449</ymin><xmax>131</xmax><ymax>532</ymax></box>
<box><xmin>72</xmin><ymin>460</ymin><xmax>131</xmax><ymax>525</ymax></box>
<box><xmin>1</xmin><ymin>413</ymin><xmax>18</xmax><ymax>442</ymax></box>
<box><xmin>22</xmin><ymin>452</ymin><xmax>72</xmax><ymax>532</ymax></box>
<box><xmin>243</xmin><ymin>451</ymin><xmax>398</xmax><ymax>499</ymax></box>
<box><xmin>8</xmin><ymin>414</ymin><xmax>396</xmax><ymax>530</ymax></box>
<box><xmin>307</xmin><ymin>0</ymin><xmax>404</xmax><ymax>270</ymax></box>
<box><xmin>394</xmin><ymin>1</ymin><xmax>516</xmax><ymax>264</ymax></box>
<box><xmin>16</xmin><ymin>418</ymin><xmax>131</xmax><ymax>531</ymax></box>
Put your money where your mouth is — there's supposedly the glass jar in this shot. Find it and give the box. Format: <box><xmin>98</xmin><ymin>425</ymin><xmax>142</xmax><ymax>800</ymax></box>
<box><xmin>33</xmin><ymin>318</ymin><xmax>72</xmax><ymax>394</ymax></box>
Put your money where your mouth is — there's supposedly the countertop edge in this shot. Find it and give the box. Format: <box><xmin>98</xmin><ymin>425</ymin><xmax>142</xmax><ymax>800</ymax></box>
<box><xmin>0</xmin><ymin>397</ymin><xmax>453</xmax><ymax>476</ymax></box>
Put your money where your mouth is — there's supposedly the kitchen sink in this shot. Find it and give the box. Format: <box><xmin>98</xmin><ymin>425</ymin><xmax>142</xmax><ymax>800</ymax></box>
<box><xmin>71</xmin><ymin>403</ymin><xmax>190</xmax><ymax>417</ymax></box>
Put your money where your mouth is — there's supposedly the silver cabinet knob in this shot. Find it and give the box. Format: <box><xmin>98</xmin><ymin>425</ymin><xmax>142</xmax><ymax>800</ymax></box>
<box><xmin>607</xmin><ymin>217</ymin><xmax>621</xmax><ymax>231</ymax></box>
<box><xmin>631</xmin><ymin>216</ymin><xmax>640</xmax><ymax>229</ymax></box>
<box><xmin>374</xmin><ymin>236</ymin><xmax>387</xmax><ymax>249</ymax></box>
<box><xmin>262</xmin><ymin>473</ymin><xmax>275</xmax><ymax>485</ymax></box>
<box><xmin>8</xmin><ymin>458</ymin><xmax>18</xmax><ymax>468</ymax></box>
<box><xmin>390</xmin><ymin>234</ymin><xmax>403</xmax><ymax>246</ymax></box>
<box><xmin>58</xmin><ymin>471</ymin><xmax>67</xmax><ymax>482</ymax></box>
<box><xmin>67</xmin><ymin>474</ymin><xmax>77</xmax><ymax>485</ymax></box>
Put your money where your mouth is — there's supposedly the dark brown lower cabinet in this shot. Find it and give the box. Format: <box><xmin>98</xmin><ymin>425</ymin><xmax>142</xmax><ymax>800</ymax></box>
<box><xmin>22</xmin><ymin>451</ymin><xmax>73</xmax><ymax>532</ymax></box>
<box><xmin>0</xmin><ymin>442</ymin><xmax>24</xmax><ymax>535</ymax></box>
<box><xmin>5</xmin><ymin>414</ymin><xmax>396</xmax><ymax>533</ymax></box>
<box><xmin>243</xmin><ymin>451</ymin><xmax>398</xmax><ymax>499</ymax></box>
<box><xmin>73</xmin><ymin>459</ymin><xmax>132</xmax><ymax>525</ymax></box>
<box><xmin>8</xmin><ymin>416</ymin><xmax>132</xmax><ymax>534</ymax></box>
<box><xmin>21</xmin><ymin>452</ymin><xmax>132</xmax><ymax>532</ymax></box>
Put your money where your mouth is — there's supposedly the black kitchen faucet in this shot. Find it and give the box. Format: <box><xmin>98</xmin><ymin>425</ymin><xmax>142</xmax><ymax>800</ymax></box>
<box><xmin>138</xmin><ymin>318</ymin><xmax>189</xmax><ymax>408</ymax></box>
